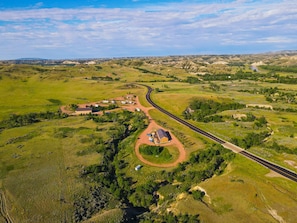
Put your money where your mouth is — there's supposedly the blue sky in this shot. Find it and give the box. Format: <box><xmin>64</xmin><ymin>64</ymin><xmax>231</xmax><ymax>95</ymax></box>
<box><xmin>0</xmin><ymin>0</ymin><xmax>296</xmax><ymax>59</ymax></box>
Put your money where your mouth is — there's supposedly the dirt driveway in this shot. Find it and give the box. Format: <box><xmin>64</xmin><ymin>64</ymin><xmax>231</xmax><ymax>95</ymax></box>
<box><xmin>130</xmin><ymin>97</ymin><xmax>186</xmax><ymax>168</ymax></box>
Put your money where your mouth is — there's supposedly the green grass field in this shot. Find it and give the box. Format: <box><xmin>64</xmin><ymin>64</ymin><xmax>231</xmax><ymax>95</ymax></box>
<box><xmin>1</xmin><ymin>59</ymin><xmax>297</xmax><ymax>222</ymax></box>
<box><xmin>0</xmin><ymin>117</ymin><xmax>105</xmax><ymax>222</ymax></box>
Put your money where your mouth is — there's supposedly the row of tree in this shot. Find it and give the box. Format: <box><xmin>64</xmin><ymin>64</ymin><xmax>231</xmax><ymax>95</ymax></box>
<box><xmin>134</xmin><ymin>67</ymin><xmax>162</xmax><ymax>75</ymax></box>
<box><xmin>231</xmin><ymin>131</ymin><xmax>270</xmax><ymax>149</ymax></box>
<box><xmin>260</xmin><ymin>65</ymin><xmax>297</xmax><ymax>73</ymax></box>
<box><xmin>0</xmin><ymin>111</ymin><xmax>68</xmax><ymax>129</ymax></box>
<box><xmin>140</xmin><ymin>212</ymin><xmax>200</xmax><ymax>223</ymax></box>
<box><xmin>90</xmin><ymin>75</ymin><xmax>120</xmax><ymax>81</ymax></box>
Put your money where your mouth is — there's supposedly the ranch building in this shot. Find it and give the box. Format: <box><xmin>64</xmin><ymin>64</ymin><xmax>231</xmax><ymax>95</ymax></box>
<box><xmin>156</xmin><ymin>129</ymin><xmax>171</xmax><ymax>144</ymax></box>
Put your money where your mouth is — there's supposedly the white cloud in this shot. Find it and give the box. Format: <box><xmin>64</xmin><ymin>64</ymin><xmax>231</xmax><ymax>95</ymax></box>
<box><xmin>32</xmin><ymin>2</ymin><xmax>44</xmax><ymax>9</ymax></box>
<box><xmin>256</xmin><ymin>36</ymin><xmax>295</xmax><ymax>44</ymax></box>
<box><xmin>0</xmin><ymin>0</ymin><xmax>296</xmax><ymax>59</ymax></box>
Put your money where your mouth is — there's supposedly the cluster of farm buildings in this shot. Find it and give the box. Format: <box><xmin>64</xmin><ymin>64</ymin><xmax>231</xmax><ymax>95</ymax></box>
<box><xmin>65</xmin><ymin>94</ymin><xmax>173</xmax><ymax>172</ymax></box>
<box><xmin>73</xmin><ymin>94</ymin><xmax>137</xmax><ymax>115</ymax></box>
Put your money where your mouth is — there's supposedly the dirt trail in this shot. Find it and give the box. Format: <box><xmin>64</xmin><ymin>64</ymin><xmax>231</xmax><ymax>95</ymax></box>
<box><xmin>132</xmin><ymin>97</ymin><xmax>186</xmax><ymax>168</ymax></box>
<box><xmin>0</xmin><ymin>190</ymin><xmax>14</xmax><ymax>223</ymax></box>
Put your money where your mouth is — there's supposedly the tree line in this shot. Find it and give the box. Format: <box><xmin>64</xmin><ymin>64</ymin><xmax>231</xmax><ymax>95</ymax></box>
<box><xmin>183</xmin><ymin>98</ymin><xmax>244</xmax><ymax>122</ymax></box>
<box><xmin>260</xmin><ymin>65</ymin><xmax>297</xmax><ymax>73</ymax></box>
<box><xmin>239</xmin><ymin>87</ymin><xmax>296</xmax><ymax>104</ymax></box>
<box><xmin>0</xmin><ymin>111</ymin><xmax>68</xmax><ymax>129</ymax></box>
<box><xmin>231</xmin><ymin>131</ymin><xmax>270</xmax><ymax>149</ymax></box>
<box><xmin>182</xmin><ymin>69</ymin><xmax>297</xmax><ymax>85</ymax></box>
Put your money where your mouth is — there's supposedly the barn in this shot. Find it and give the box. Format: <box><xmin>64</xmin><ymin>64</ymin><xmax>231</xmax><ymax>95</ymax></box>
<box><xmin>156</xmin><ymin>129</ymin><xmax>171</xmax><ymax>144</ymax></box>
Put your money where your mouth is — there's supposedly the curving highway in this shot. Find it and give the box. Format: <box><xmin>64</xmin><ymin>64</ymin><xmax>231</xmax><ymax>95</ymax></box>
<box><xmin>144</xmin><ymin>85</ymin><xmax>225</xmax><ymax>144</ymax></box>
<box><xmin>142</xmin><ymin>84</ymin><xmax>297</xmax><ymax>182</ymax></box>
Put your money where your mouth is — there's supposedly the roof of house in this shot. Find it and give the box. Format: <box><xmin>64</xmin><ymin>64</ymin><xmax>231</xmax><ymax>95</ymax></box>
<box><xmin>156</xmin><ymin>129</ymin><xmax>168</xmax><ymax>139</ymax></box>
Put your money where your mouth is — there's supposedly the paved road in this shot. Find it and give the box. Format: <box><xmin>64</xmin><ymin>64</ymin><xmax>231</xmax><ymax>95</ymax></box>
<box><xmin>142</xmin><ymin>84</ymin><xmax>297</xmax><ymax>182</ymax></box>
